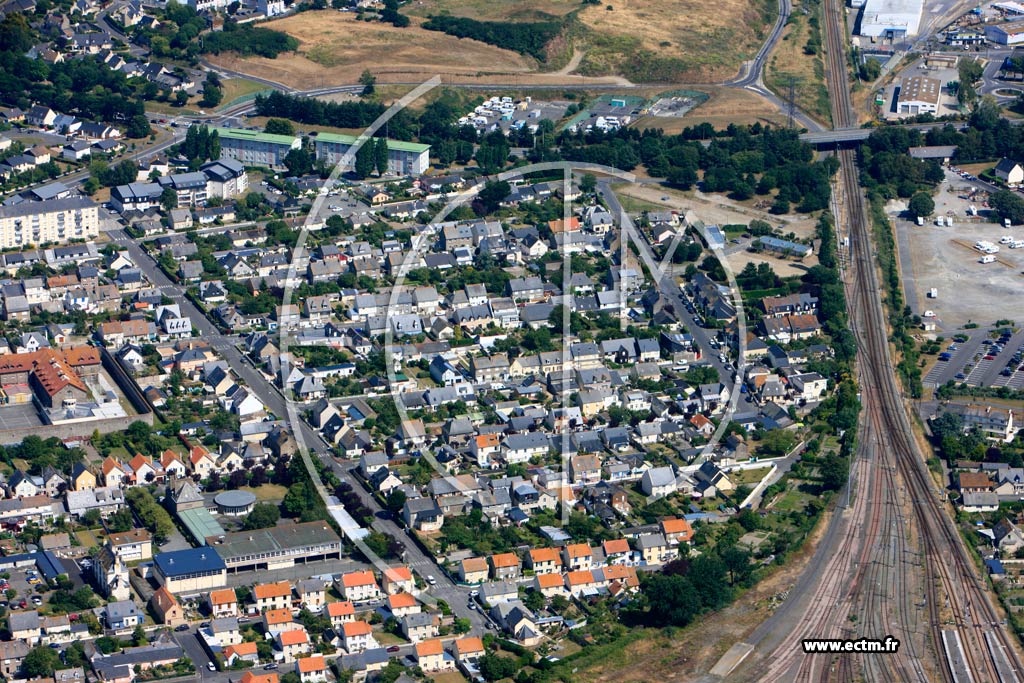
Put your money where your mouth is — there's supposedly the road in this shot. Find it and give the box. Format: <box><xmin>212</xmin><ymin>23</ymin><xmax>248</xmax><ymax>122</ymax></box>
<box><xmin>723</xmin><ymin>0</ymin><xmax>825</xmax><ymax>132</ymax></box>
<box><xmin>597</xmin><ymin>179</ymin><xmax>738</xmax><ymax>417</ymax></box>
<box><xmin>112</xmin><ymin>226</ymin><xmax>490</xmax><ymax>635</ymax></box>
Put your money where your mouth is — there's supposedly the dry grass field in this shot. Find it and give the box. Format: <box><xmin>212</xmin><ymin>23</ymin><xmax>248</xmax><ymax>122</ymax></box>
<box><xmin>765</xmin><ymin>0</ymin><xmax>831</xmax><ymax>124</ymax></box>
<box><xmin>209</xmin><ymin>11</ymin><xmax>535</xmax><ymax>88</ymax></box>
<box><xmin>574</xmin><ymin>0</ymin><xmax>775</xmax><ymax>82</ymax></box>
<box><xmin>214</xmin><ymin>0</ymin><xmax>777</xmax><ymax>86</ymax></box>
<box><xmin>634</xmin><ymin>87</ymin><xmax>788</xmax><ymax>131</ymax></box>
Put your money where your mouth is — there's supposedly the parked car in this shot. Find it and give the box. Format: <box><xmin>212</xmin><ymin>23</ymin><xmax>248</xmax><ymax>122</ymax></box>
<box><xmin>386</xmin><ymin>646</ymin><xmax>400</xmax><ymax>653</ymax></box>
<box><xmin>175</xmin><ymin>624</ymin><xmax>189</xmax><ymax>632</ymax></box>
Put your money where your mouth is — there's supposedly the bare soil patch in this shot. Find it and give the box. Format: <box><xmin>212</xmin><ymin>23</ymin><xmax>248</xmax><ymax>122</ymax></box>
<box><xmin>635</xmin><ymin>87</ymin><xmax>788</xmax><ymax>131</ymax></box>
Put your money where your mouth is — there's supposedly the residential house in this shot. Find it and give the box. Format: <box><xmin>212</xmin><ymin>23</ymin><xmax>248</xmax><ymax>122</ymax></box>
<box><xmin>489</xmin><ymin>553</ymin><xmax>520</xmax><ymax>581</ymax></box>
<box><xmin>326</xmin><ymin>601</ymin><xmax>355</xmax><ymax>630</ymax></box>
<box><xmin>150</xmin><ymin>586</ymin><xmax>185</xmax><ymax>626</ymax></box>
<box><xmin>459</xmin><ymin>557</ymin><xmax>489</xmax><ymax>584</ymax></box>
<box><xmin>296</xmin><ymin>656</ymin><xmax>327</xmax><ymax>683</ymax></box>
<box><xmin>381</xmin><ymin>566</ymin><xmax>414</xmax><ymax>595</ymax></box>
<box><xmin>526</xmin><ymin>547</ymin><xmax>560</xmax><ymax>575</ymax></box>
<box><xmin>276</xmin><ymin>628</ymin><xmax>310</xmax><ymax>662</ymax></box>
<box><xmin>414</xmin><ymin>639</ymin><xmax>453</xmax><ymax>673</ymax></box>
<box><xmin>340</xmin><ymin>621</ymin><xmax>375</xmax><ymax>653</ymax></box>
<box><xmin>401</xmin><ymin>612</ymin><xmax>439</xmax><ymax>643</ymax></box>
<box><xmin>339</xmin><ymin>571</ymin><xmax>380</xmax><ymax>602</ymax></box>
<box><xmin>254</xmin><ymin>581</ymin><xmax>293</xmax><ymax>612</ymax></box>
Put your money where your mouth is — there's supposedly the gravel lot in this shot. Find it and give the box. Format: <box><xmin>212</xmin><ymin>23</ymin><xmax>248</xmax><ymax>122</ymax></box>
<box><xmin>891</xmin><ymin>173</ymin><xmax>1024</xmax><ymax>328</ymax></box>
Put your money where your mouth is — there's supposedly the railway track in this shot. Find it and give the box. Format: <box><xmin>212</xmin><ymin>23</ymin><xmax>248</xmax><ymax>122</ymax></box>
<box><xmin>819</xmin><ymin>0</ymin><xmax>1024</xmax><ymax>677</ymax></box>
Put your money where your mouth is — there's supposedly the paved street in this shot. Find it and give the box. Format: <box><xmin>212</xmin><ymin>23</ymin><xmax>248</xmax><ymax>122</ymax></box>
<box><xmin>599</xmin><ymin>180</ymin><xmax>735</xmax><ymax>384</ymax></box>
<box><xmin>111</xmin><ymin>226</ymin><xmax>488</xmax><ymax>633</ymax></box>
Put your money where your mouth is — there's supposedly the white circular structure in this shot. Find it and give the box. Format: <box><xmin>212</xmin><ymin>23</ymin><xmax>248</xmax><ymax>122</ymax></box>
<box><xmin>214</xmin><ymin>490</ymin><xmax>256</xmax><ymax>516</ymax></box>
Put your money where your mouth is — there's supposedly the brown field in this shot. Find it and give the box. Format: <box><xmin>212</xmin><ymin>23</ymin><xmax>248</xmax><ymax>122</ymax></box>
<box><xmin>210</xmin><ymin>10</ymin><xmax>630</xmax><ymax>89</ymax></box>
<box><xmin>574</xmin><ymin>0</ymin><xmax>774</xmax><ymax>82</ymax></box>
<box><xmin>634</xmin><ymin>87</ymin><xmax>787</xmax><ymax>131</ymax></box>
<box><xmin>216</xmin><ymin>0</ymin><xmax>776</xmax><ymax>87</ymax></box>
<box><xmin>409</xmin><ymin>0</ymin><xmax>775</xmax><ymax>82</ymax></box>
<box><xmin>210</xmin><ymin>11</ymin><xmax>530</xmax><ymax>88</ymax></box>
<box><xmin>765</xmin><ymin>0</ymin><xmax>830</xmax><ymax>124</ymax></box>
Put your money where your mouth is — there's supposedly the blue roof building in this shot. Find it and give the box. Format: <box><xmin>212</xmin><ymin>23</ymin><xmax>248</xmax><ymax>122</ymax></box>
<box><xmin>152</xmin><ymin>548</ymin><xmax>227</xmax><ymax>594</ymax></box>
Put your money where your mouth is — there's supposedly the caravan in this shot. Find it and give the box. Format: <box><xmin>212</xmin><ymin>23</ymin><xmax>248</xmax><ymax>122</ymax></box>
<box><xmin>980</xmin><ymin>254</ymin><xmax>997</xmax><ymax>263</ymax></box>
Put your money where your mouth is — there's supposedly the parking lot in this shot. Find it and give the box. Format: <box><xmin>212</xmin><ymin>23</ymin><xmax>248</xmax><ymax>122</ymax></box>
<box><xmin>924</xmin><ymin>327</ymin><xmax>1024</xmax><ymax>389</ymax></box>
<box><xmin>892</xmin><ymin>169</ymin><xmax>1024</xmax><ymax>328</ymax></box>
<box><xmin>458</xmin><ymin>96</ymin><xmax>568</xmax><ymax>136</ymax></box>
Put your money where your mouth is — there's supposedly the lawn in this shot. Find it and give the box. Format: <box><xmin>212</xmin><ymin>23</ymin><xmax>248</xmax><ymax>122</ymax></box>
<box><xmin>374</xmin><ymin>631</ymin><xmax>406</xmax><ymax>646</ymax></box>
<box><xmin>768</xmin><ymin>484</ymin><xmax>813</xmax><ymax>513</ymax></box>
<box><xmin>730</xmin><ymin>467</ymin><xmax>772</xmax><ymax>487</ymax></box>
<box><xmin>242</xmin><ymin>484</ymin><xmax>287</xmax><ymax>502</ymax></box>
<box><xmin>430</xmin><ymin>673</ymin><xmax>467</xmax><ymax>683</ymax></box>
<box><xmin>75</xmin><ymin>529</ymin><xmax>101</xmax><ymax>549</ymax></box>
<box><xmin>219</xmin><ymin>78</ymin><xmax>271</xmax><ymax>108</ymax></box>
<box><xmin>609</xmin><ymin>184</ymin><xmax>664</xmax><ymax>214</ymax></box>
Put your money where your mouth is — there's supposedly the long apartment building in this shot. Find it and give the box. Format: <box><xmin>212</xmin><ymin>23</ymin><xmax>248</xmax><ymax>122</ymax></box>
<box><xmin>213</xmin><ymin>128</ymin><xmax>301</xmax><ymax>170</ymax></box>
<box><xmin>0</xmin><ymin>197</ymin><xmax>100</xmax><ymax>249</ymax></box>
<box><xmin>313</xmin><ymin>133</ymin><xmax>430</xmax><ymax>176</ymax></box>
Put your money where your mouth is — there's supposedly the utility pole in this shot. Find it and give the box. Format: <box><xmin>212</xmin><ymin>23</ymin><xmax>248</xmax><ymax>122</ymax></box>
<box><xmin>785</xmin><ymin>75</ymin><xmax>799</xmax><ymax>128</ymax></box>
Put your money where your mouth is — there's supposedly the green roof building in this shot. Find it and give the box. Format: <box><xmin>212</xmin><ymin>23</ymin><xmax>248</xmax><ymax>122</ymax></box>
<box><xmin>213</xmin><ymin>127</ymin><xmax>301</xmax><ymax>170</ymax></box>
<box><xmin>314</xmin><ymin>133</ymin><xmax>431</xmax><ymax>177</ymax></box>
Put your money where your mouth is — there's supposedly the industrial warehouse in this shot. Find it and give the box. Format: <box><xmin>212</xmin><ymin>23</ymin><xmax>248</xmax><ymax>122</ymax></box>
<box><xmin>856</xmin><ymin>0</ymin><xmax>923</xmax><ymax>38</ymax></box>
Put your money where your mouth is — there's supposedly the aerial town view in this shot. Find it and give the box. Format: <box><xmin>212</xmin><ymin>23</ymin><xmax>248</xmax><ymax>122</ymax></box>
<box><xmin>3</xmin><ymin>0</ymin><xmax>1024</xmax><ymax>679</ymax></box>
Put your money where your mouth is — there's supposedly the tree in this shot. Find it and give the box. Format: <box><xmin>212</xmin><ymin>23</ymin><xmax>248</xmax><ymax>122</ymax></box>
<box><xmin>475</xmin><ymin>180</ymin><xmax>510</xmax><ymax>215</ymax></box>
<box><xmin>859</xmin><ymin>58</ymin><xmax>881</xmax><ymax>82</ymax></box>
<box><xmin>990</xmin><ymin>189</ymin><xmax>1024</xmax><ymax>225</ymax></box>
<box><xmin>820</xmin><ymin>454</ymin><xmax>848</xmax><ymax>491</ymax></box>
<box><xmin>478</xmin><ymin>653</ymin><xmax>518</xmax><ymax>682</ymax></box>
<box><xmin>384</xmin><ymin>489</ymin><xmax>407</xmax><ymax>515</ymax></box>
<box><xmin>475</xmin><ymin>135</ymin><xmax>509</xmax><ymax>174</ymax></box>
<box><xmin>126</xmin><ymin>114</ymin><xmax>151</xmax><ymax>139</ymax></box>
<box><xmin>908</xmin><ymin>192</ymin><xmax>935</xmax><ymax>219</ymax></box>
<box><xmin>243</xmin><ymin>503</ymin><xmax>281</xmax><ymax>530</ymax></box>
<box><xmin>174</xmin><ymin>90</ymin><xmax>190</xmax><ymax>107</ymax></box>
<box><xmin>579</xmin><ymin>173</ymin><xmax>597</xmax><ymax>194</ymax></box>
<box><xmin>200</xmin><ymin>79</ymin><xmax>223</xmax><ymax>108</ymax></box>
<box><xmin>265</xmin><ymin>118</ymin><xmax>295</xmax><ymax>136</ymax></box>
<box><xmin>523</xmin><ymin>589</ymin><xmax>545</xmax><ymax>612</ymax></box>
<box><xmin>160</xmin><ymin>187</ymin><xmax>178</xmax><ymax>211</ymax></box>
<box><xmin>284</xmin><ymin>148</ymin><xmax>313</xmax><ymax>176</ymax></box>
<box><xmin>642</xmin><ymin>573</ymin><xmax>701</xmax><ymax>626</ymax></box>
<box><xmin>23</xmin><ymin>647</ymin><xmax>60</xmax><ymax>678</ymax></box>
<box><xmin>720</xmin><ymin>546</ymin><xmax>752</xmax><ymax>585</ymax></box>
<box><xmin>359</xmin><ymin>69</ymin><xmax>376</xmax><ymax>96</ymax></box>
<box><xmin>373</xmin><ymin>137</ymin><xmax>389</xmax><ymax>176</ymax></box>
<box><xmin>354</xmin><ymin>142</ymin><xmax>375</xmax><ymax>179</ymax></box>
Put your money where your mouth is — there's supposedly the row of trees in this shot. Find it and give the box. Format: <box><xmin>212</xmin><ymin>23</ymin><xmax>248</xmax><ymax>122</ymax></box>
<box><xmin>125</xmin><ymin>487</ymin><xmax>175</xmax><ymax>543</ymax></box>
<box><xmin>353</xmin><ymin>138</ymin><xmax>391</xmax><ymax>179</ymax></box>
<box><xmin>200</xmin><ymin>21</ymin><xmax>299</xmax><ymax>58</ymax></box>
<box><xmin>420</xmin><ymin>15</ymin><xmax>563</xmax><ymax>61</ymax></box>
<box><xmin>180</xmin><ymin>125</ymin><xmax>222</xmax><ymax>166</ymax></box>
